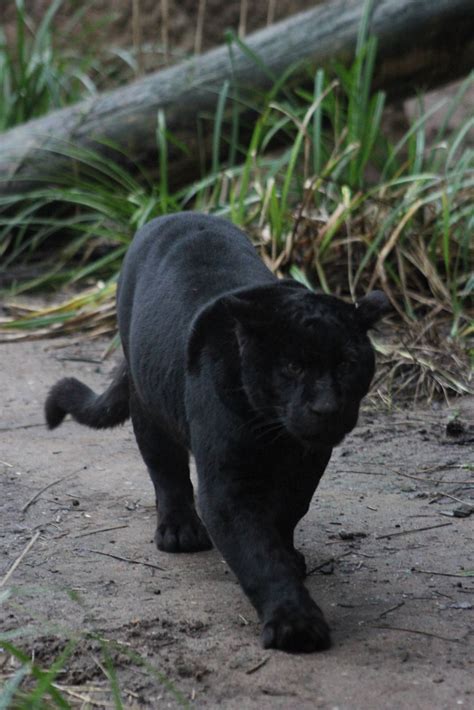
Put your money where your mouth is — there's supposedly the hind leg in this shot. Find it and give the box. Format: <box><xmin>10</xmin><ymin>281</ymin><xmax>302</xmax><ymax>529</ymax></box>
<box><xmin>130</xmin><ymin>398</ymin><xmax>212</xmax><ymax>553</ymax></box>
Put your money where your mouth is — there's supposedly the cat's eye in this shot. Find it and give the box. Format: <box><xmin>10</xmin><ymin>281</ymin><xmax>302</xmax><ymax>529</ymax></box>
<box><xmin>285</xmin><ymin>362</ymin><xmax>303</xmax><ymax>377</ymax></box>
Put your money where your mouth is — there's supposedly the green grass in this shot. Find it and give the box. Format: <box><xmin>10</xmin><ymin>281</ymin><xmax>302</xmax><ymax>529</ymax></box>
<box><xmin>0</xmin><ymin>0</ymin><xmax>101</xmax><ymax>131</ymax></box>
<box><xmin>2</xmin><ymin>65</ymin><xmax>472</xmax><ymax>324</ymax></box>
<box><xmin>0</xmin><ymin>587</ymin><xmax>188</xmax><ymax>709</ymax></box>
<box><xmin>1</xmin><ymin>634</ymin><xmax>188</xmax><ymax>709</ymax></box>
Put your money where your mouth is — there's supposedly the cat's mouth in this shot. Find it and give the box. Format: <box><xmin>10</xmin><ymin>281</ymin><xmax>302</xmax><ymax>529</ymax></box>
<box><xmin>303</xmin><ymin>433</ymin><xmax>345</xmax><ymax>448</ymax></box>
<box><xmin>285</xmin><ymin>405</ymin><xmax>359</xmax><ymax>449</ymax></box>
<box><xmin>289</xmin><ymin>427</ymin><xmax>347</xmax><ymax>449</ymax></box>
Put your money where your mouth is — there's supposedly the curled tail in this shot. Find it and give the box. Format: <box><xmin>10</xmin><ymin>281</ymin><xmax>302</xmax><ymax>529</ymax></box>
<box><xmin>45</xmin><ymin>360</ymin><xmax>130</xmax><ymax>430</ymax></box>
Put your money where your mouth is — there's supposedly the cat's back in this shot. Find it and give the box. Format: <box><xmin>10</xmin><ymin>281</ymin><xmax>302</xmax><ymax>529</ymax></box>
<box><xmin>125</xmin><ymin>212</ymin><xmax>255</xmax><ymax>271</ymax></box>
<box><xmin>117</xmin><ymin>212</ymin><xmax>275</xmax><ymax>361</ymax></box>
<box><xmin>119</xmin><ymin>212</ymin><xmax>274</xmax><ymax>309</ymax></box>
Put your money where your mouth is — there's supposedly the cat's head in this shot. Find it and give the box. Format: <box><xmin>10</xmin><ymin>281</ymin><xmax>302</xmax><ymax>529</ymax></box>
<box><xmin>188</xmin><ymin>282</ymin><xmax>390</xmax><ymax>448</ymax></box>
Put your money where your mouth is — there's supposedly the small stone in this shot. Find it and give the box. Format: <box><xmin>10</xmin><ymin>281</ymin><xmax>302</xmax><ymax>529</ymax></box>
<box><xmin>320</xmin><ymin>562</ymin><xmax>335</xmax><ymax>575</ymax></box>
<box><xmin>440</xmin><ymin>505</ymin><xmax>473</xmax><ymax>518</ymax></box>
<box><xmin>338</xmin><ymin>530</ymin><xmax>367</xmax><ymax>540</ymax></box>
<box><xmin>453</xmin><ymin>505</ymin><xmax>473</xmax><ymax>518</ymax></box>
<box><xmin>446</xmin><ymin>419</ymin><xmax>465</xmax><ymax>437</ymax></box>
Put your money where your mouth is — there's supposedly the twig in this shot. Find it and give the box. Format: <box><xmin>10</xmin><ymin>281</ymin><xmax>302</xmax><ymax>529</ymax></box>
<box><xmin>436</xmin><ymin>492</ymin><xmax>474</xmax><ymax>509</ymax></box>
<box><xmin>267</xmin><ymin>0</ymin><xmax>276</xmax><ymax>25</ymax></box>
<box><xmin>412</xmin><ymin>568</ymin><xmax>473</xmax><ymax>579</ymax></box>
<box><xmin>51</xmin><ymin>685</ymin><xmax>109</xmax><ymax>707</ymax></box>
<box><xmin>52</xmin><ymin>683</ymin><xmax>107</xmax><ymax>693</ymax></box>
<box><xmin>246</xmin><ymin>657</ymin><xmax>269</xmax><ymax>675</ymax></box>
<box><xmin>378</xmin><ymin>601</ymin><xmax>405</xmax><ymax>618</ymax></box>
<box><xmin>74</xmin><ymin>525</ymin><xmax>129</xmax><ymax>539</ymax></box>
<box><xmin>194</xmin><ymin>0</ymin><xmax>207</xmax><ymax>54</ymax></box>
<box><xmin>85</xmin><ymin>549</ymin><xmax>165</xmax><ymax>571</ymax></box>
<box><xmin>124</xmin><ymin>689</ymin><xmax>140</xmax><ymax>699</ymax></box>
<box><xmin>0</xmin><ymin>460</ymin><xmax>13</xmax><ymax>467</ymax></box>
<box><xmin>371</xmin><ymin>624</ymin><xmax>460</xmax><ymax>642</ymax></box>
<box><xmin>0</xmin><ymin>422</ymin><xmax>45</xmax><ymax>432</ymax></box>
<box><xmin>21</xmin><ymin>470</ymin><xmax>82</xmax><ymax>513</ymax></box>
<box><xmin>375</xmin><ymin>521</ymin><xmax>452</xmax><ymax>540</ymax></box>
<box><xmin>416</xmin><ymin>463</ymin><xmax>469</xmax><ymax>474</ymax></box>
<box><xmin>342</xmin><ymin>466</ymin><xmax>474</xmax><ymax>485</ymax></box>
<box><xmin>55</xmin><ymin>356</ymin><xmax>103</xmax><ymax>364</ymax></box>
<box><xmin>307</xmin><ymin>550</ymin><xmax>352</xmax><ymax>575</ymax></box>
<box><xmin>161</xmin><ymin>0</ymin><xmax>169</xmax><ymax>63</ymax></box>
<box><xmin>238</xmin><ymin>0</ymin><xmax>248</xmax><ymax>37</ymax></box>
<box><xmin>0</xmin><ymin>531</ymin><xmax>41</xmax><ymax>587</ymax></box>
<box><xmin>338</xmin><ymin>469</ymin><xmax>386</xmax><ymax>476</ymax></box>
<box><xmin>392</xmin><ymin>468</ymin><xmax>474</xmax><ymax>486</ymax></box>
<box><xmin>132</xmin><ymin>0</ymin><xmax>144</xmax><ymax>74</ymax></box>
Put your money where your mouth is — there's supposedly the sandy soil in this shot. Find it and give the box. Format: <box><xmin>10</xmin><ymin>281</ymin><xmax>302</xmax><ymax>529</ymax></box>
<box><xmin>1</xmin><ymin>338</ymin><xmax>473</xmax><ymax>709</ymax></box>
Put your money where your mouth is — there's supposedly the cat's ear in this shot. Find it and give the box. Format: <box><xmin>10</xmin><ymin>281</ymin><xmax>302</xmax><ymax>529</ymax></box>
<box><xmin>187</xmin><ymin>283</ymin><xmax>300</xmax><ymax>371</ymax></box>
<box><xmin>188</xmin><ymin>298</ymin><xmax>224</xmax><ymax>373</ymax></box>
<box><xmin>355</xmin><ymin>290</ymin><xmax>391</xmax><ymax>330</ymax></box>
<box><xmin>187</xmin><ymin>294</ymin><xmax>257</xmax><ymax>373</ymax></box>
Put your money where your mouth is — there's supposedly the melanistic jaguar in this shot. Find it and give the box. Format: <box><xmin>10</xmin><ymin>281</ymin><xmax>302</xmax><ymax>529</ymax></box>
<box><xmin>46</xmin><ymin>213</ymin><xmax>390</xmax><ymax>652</ymax></box>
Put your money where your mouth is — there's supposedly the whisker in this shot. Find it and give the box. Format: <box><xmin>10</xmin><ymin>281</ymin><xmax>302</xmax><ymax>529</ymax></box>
<box><xmin>252</xmin><ymin>416</ymin><xmax>286</xmax><ymax>441</ymax></box>
<box><xmin>237</xmin><ymin>409</ymin><xmax>278</xmax><ymax>432</ymax></box>
<box><xmin>253</xmin><ymin>425</ymin><xmax>284</xmax><ymax>441</ymax></box>
<box><xmin>262</xmin><ymin>427</ymin><xmax>288</xmax><ymax>446</ymax></box>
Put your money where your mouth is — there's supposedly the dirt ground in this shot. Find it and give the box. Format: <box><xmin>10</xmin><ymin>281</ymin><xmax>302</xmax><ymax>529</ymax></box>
<box><xmin>0</xmin><ymin>338</ymin><xmax>473</xmax><ymax>708</ymax></box>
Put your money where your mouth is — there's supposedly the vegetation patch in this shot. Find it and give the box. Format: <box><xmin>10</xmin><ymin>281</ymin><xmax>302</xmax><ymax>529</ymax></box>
<box><xmin>0</xmin><ymin>2</ymin><xmax>472</xmax><ymax>404</ymax></box>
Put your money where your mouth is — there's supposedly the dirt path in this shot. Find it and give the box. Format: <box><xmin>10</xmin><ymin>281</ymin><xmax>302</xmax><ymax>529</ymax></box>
<box><xmin>1</xmin><ymin>338</ymin><xmax>473</xmax><ymax>709</ymax></box>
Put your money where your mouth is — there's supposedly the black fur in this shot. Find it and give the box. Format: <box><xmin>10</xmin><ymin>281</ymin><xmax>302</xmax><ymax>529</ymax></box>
<box><xmin>45</xmin><ymin>212</ymin><xmax>390</xmax><ymax>653</ymax></box>
<box><xmin>45</xmin><ymin>361</ymin><xmax>129</xmax><ymax>429</ymax></box>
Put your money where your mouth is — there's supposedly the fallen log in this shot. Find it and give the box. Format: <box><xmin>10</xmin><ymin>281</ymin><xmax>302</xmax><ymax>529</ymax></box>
<box><xmin>1</xmin><ymin>0</ymin><xmax>473</xmax><ymax>193</ymax></box>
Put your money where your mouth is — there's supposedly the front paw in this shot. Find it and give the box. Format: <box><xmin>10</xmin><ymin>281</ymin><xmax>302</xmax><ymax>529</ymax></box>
<box><xmin>262</xmin><ymin>601</ymin><xmax>331</xmax><ymax>653</ymax></box>
<box><xmin>155</xmin><ymin>512</ymin><xmax>212</xmax><ymax>553</ymax></box>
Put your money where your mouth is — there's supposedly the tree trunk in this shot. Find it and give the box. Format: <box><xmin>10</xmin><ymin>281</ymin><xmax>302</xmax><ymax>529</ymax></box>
<box><xmin>1</xmin><ymin>0</ymin><xmax>473</xmax><ymax>193</ymax></box>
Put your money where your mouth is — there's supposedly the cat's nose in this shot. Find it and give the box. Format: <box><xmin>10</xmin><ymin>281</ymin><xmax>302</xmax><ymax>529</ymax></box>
<box><xmin>307</xmin><ymin>398</ymin><xmax>338</xmax><ymax>416</ymax></box>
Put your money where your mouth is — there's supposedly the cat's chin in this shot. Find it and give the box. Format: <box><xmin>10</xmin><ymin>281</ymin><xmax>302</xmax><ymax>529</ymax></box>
<box><xmin>293</xmin><ymin>430</ymin><xmax>346</xmax><ymax>450</ymax></box>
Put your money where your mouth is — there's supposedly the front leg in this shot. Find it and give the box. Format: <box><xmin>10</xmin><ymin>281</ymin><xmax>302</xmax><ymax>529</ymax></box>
<box><xmin>286</xmin><ymin>542</ymin><xmax>307</xmax><ymax>578</ymax></box>
<box><xmin>274</xmin><ymin>450</ymin><xmax>332</xmax><ymax>580</ymax></box>
<box><xmin>198</xmin><ymin>475</ymin><xmax>330</xmax><ymax>653</ymax></box>
<box><xmin>130</xmin><ymin>396</ymin><xmax>211</xmax><ymax>552</ymax></box>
